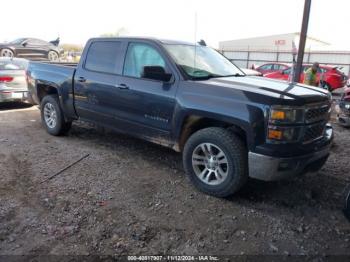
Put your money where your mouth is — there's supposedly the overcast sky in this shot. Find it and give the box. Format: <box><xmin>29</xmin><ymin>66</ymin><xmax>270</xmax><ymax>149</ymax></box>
<box><xmin>1</xmin><ymin>0</ymin><xmax>349</xmax><ymax>49</ymax></box>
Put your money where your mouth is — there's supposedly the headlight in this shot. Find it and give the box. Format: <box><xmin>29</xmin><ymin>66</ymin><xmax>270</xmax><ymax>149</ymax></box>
<box><xmin>269</xmin><ymin>106</ymin><xmax>304</xmax><ymax>124</ymax></box>
<box><xmin>345</xmin><ymin>104</ymin><xmax>350</xmax><ymax>110</ymax></box>
<box><xmin>268</xmin><ymin>105</ymin><xmax>304</xmax><ymax>143</ymax></box>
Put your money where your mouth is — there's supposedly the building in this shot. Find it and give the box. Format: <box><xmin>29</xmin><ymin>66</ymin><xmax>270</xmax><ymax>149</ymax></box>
<box><xmin>219</xmin><ymin>32</ymin><xmax>331</xmax><ymax>52</ymax></box>
<box><xmin>219</xmin><ymin>33</ymin><xmax>350</xmax><ymax>75</ymax></box>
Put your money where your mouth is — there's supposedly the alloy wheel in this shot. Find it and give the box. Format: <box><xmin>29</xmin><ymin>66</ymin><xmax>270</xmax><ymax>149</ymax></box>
<box><xmin>192</xmin><ymin>143</ymin><xmax>229</xmax><ymax>186</ymax></box>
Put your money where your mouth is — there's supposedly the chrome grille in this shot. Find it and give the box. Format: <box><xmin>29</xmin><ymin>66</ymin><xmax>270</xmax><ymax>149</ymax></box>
<box><xmin>305</xmin><ymin>103</ymin><xmax>330</xmax><ymax>123</ymax></box>
<box><xmin>303</xmin><ymin>122</ymin><xmax>325</xmax><ymax>143</ymax></box>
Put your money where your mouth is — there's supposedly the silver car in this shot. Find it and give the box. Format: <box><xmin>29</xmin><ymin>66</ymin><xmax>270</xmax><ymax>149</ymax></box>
<box><xmin>0</xmin><ymin>57</ymin><xmax>31</xmax><ymax>103</ymax></box>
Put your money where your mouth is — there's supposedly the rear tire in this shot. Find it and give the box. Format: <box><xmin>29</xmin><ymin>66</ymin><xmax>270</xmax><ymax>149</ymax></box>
<box><xmin>40</xmin><ymin>95</ymin><xmax>71</xmax><ymax>136</ymax></box>
<box><xmin>48</xmin><ymin>51</ymin><xmax>59</xmax><ymax>61</ymax></box>
<box><xmin>183</xmin><ymin>127</ymin><xmax>248</xmax><ymax>197</ymax></box>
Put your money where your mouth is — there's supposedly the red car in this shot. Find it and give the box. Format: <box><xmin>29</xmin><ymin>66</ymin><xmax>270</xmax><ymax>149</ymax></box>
<box><xmin>255</xmin><ymin>63</ymin><xmax>289</xmax><ymax>75</ymax></box>
<box><xmin>264</xmin><ymin>64</ymin><xmax>347</xmax><ymax>91</ymax></box>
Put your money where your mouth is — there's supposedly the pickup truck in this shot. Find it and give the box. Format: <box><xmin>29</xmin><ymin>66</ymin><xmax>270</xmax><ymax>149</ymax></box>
<box><xmin>27</xmin><ymin>37</ymin><xmax>333</xmax><ymax>197</ymax></box>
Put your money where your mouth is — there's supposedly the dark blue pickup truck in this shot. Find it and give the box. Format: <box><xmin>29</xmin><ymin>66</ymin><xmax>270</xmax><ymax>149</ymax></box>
<box><xmin>27</xmin><ymin>37</ymin><xmax>333</xmax><ymax>197</ymax></box>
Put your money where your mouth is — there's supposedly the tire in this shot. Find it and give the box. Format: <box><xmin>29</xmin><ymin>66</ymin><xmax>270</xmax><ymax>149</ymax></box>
<box><xmin>40</xmin><ymin>95</ymin><xmax>72</xmax><ymax>136</ymax></box>
<box><xmin>183</xmin><ymin>127</ymin><xmax>248</xmax><ymax>197</ymax></box>
<box><xmin>48</xmin><ymin>51</ymin><xmax>59</xmax><ymax>61</ymax></box>
<box><xmin>0</xmin><ymin>48</ymin><xmax>14</xmax><ymax>58</ymax></box>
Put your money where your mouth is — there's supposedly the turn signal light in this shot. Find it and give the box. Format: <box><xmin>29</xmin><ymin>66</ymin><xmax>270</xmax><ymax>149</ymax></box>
<box><xmin>268</xmin><ymin>129</ymin><xmax>282</xmax><ymax>140</ymax></box>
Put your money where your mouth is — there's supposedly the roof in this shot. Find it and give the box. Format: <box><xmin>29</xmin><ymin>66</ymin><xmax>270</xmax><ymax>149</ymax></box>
<box><xmin>220</xmin><ymin>32</ymin><xmax>331</xmax><ymax>46</ymax></box>
<box><xmin>89</xmin><ymin>37</ymin><xmax>196</xmax><ymax>46</ymax></box>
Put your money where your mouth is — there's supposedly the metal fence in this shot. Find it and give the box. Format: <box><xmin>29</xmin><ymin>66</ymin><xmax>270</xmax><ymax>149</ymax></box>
<box><xmin>220</xmin><ymin>49</ymin><xmax>350</xmax><ymax>75</ymax></box>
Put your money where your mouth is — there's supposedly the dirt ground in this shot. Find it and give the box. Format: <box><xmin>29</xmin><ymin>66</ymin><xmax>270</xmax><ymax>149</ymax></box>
<box><xmin>0</xmin><ymin>101</ymin><xmax>349</xmax><ymax>257</ymax></box>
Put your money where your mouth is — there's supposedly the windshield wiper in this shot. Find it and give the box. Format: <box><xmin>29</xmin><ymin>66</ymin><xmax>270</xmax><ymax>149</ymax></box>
<box><xmin>190</xmin><ymin>74</ymin><xmax>222</xmax><ymax>80</ymax></box>
<box><xmin>218</xmin><ymin>73</ymin><xmax>245</xmax><ymax>77</ymax></box>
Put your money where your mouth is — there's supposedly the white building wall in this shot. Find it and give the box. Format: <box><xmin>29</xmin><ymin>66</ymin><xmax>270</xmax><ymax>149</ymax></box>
<box><xmin>219</xmin><ymin>33</ymin><xmax>330</xmax><ymax>52</ymax></box>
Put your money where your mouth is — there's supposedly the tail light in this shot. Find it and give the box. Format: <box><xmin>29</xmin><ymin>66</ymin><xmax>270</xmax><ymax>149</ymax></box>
<box><xmin>0</xmin><ymin>76</ymin><xmax>14</xmax><ymax>83</ymax></box>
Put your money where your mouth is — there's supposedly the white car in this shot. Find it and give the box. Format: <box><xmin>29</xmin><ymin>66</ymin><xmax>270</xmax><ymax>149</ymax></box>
<box><xmin>0</xmin><ymin>57</ymin><xmax>31</xmax><ymax>103</ymax></box>
<box><xmin>240</xmin><ymin>68</ymin><xmax>263</xmax><ymax>76</ymax></box>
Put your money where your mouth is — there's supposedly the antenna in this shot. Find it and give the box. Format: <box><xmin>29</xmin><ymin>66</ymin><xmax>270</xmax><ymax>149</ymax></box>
<box><xmin>194</xmin><ymin>12</ymin><xmax>198</xmax><ymax>71</ymax></box>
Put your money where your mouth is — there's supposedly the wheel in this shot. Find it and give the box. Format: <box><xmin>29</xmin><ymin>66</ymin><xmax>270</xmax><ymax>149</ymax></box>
<box><xmin>0</xmin><ymin>48</ymin><xmax>14</xmax><ymax>58</ymax></box>
<box><xmin>183</xmin><ymin>127</ymin><xmax>248</xmax><ymax>197</ymax></box>
<box><xmin>40</xmin><ymin>95</ymin><xmax>72</xmax><ymax>135</ymax></box>
<box><xmin>48</xmin><ymin>51</ymin><xmax>59</xmax><ymax>61</ymax></box>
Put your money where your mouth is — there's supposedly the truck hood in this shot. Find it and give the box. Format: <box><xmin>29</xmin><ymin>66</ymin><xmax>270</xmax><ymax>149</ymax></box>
<box><xmin>205</xmin><ymin>76</ymin><xmax>330</xmax><ymax>105</ymax></box>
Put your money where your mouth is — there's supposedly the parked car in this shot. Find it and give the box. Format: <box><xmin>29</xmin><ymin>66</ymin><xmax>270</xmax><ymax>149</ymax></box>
<box><xmin>265</xmin><ymin>64</ymin><xmax>347</xmax><ymax>91</ymax></box>
<box><xmin>0</xmin><ymin>38</ymin><xmax>63</xmax><ymax>61</ymax></box>
<box><xmin>335</xmin><ymin>87</ymin><xmax>350</xmax><ymax>127</ymax></box>
<box><xmin>27</xmin><ymin>37</ymin><xmax>333</xmax><ymax>197</ymax></box>
<box><xmin>255</xmin><ymin>62</ymin><xmax>290</xmax><ymax>75</ymax></box>
<box><xmin>240</xmin><ymin>68</ymin><xmax>263</xmax><ymax>76</ymax></box>
<box><xmin>0</xmin><ymin>57</ymin><xmax>33</xmax><ymax>103</ymax></box>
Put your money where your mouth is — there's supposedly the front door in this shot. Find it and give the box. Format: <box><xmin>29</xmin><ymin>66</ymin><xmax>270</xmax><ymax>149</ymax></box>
<box><xmin>16</xmin><ymin>39</ymin><xmax>48</xmax><ymax>59</ymax></box>
<box><xmin>112</xmin><ymin>42</ymin><xmax>178</xmax><ymax>143</ymax></box>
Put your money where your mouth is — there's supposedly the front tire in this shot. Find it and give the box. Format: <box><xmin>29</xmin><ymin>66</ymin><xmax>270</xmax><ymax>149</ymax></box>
<box><xmin>40</xmin><ymin>95</ymin><xmax>71</xmax><ymax>136</ymax></box>
<box><xmin>183</xmin><ymin>127</ymin><xmax>248</xmax><ymax>197</ymax></box>
<box><xmin>0</xmin><ymin>48</ymin><xmax>14</xmax><ymax>58</ymax></box>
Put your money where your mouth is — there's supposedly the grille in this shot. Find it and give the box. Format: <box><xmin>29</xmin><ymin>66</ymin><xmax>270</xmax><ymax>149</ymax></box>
<box><xmin>305</xmin><ymin>104</ymin><xmax>330</xmax><ymax>123</ymax></box>
<box><xmin>303</xmin><ymin>123</ymin><xmax>325</xmax><ymax>143</ymax></box>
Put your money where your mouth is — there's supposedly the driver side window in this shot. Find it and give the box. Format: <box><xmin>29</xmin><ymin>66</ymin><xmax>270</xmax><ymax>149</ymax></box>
<box><xmin>123</xmin><ymin>43</ymin><xmax>165</xmax><ymax>78</ymax></box>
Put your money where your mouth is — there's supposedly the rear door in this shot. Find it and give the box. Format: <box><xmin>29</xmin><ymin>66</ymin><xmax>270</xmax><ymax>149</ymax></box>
<box><xmin>73</xmin><ymin>40</ymin><xmax>125</xmax><ymax>125</ymax></box>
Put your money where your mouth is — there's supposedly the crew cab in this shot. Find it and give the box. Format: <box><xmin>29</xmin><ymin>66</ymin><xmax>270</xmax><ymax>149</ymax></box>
<box><xmin>27</xmin><ymin>37</ymin><xmax>333</xmax><ymax>197</ymax></box>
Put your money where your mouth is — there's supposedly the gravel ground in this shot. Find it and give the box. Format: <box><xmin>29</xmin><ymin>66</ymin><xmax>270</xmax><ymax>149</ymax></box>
<box><xmin>0</xmin><ymin>102</ymin><xmax>349</xmax><ymax>256</ymax></box>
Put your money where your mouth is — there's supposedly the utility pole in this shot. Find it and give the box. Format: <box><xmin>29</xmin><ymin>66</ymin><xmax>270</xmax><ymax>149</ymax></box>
<box><xmin>293</xmin><ymin>0</ymin><xmax>312</xmax><ymax>83</ymax></box>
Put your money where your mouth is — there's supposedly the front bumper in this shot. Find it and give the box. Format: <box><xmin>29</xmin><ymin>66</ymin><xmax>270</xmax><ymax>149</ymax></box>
<box><xmin>0</xmin><ymin>90</ymin><xmax>29</xmax><ymax>103</ymax></box>
<box><xmin>248</xmin><ymin>125</ymin><xmax>333</xmax><ymax>181</ymax></box>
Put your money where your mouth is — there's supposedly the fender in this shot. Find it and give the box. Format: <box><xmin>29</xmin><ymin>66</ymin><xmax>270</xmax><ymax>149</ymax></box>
<box><xmin>172</xmin><ymin>103</ymin><xmax>266</xmax><ymax>152</ymax></box>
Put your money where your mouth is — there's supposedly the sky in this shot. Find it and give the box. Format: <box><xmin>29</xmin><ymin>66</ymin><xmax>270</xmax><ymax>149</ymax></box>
<box><xmin>0</xmin><ymin>0</ymin><xmax>349</xmax><ymax>49</ymax></box>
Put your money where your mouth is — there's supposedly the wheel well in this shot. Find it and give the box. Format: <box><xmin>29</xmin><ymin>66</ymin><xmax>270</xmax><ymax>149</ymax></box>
<box><xmin>37</xmin><ymin>84</ymin><xmax>58</xmax><ymax>102</ymax></box>
<box><xmin>0</xmin><ymin>47</ymin><xmax>14</xmax><ymax>54</ymax></box>
<box><xmin>177</xmin><ymin>116</ymin><xmax>247</xmax><ymax>152</ymax></box>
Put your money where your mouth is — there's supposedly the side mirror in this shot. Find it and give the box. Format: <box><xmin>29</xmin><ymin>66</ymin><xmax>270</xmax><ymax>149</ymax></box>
<box><xmin>142</xmin><ymin>66</ymin><xmax>172</xmax><ymax>82</ymax></box>
<box><xmin>281</xmin><ymin>70</ymin><xmax>285</xmax><ymax>75</ymax></box>
<box><xmin>22</xmin><ymin>42</ymin><xmax>27</xmax><ymax>47</ymax></box>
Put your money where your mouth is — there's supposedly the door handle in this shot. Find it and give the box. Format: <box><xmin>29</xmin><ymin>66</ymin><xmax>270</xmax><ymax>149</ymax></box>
<box><xmin>78</xmin><ymin>77</ymin><xmax>86</xmax><ymax>83</ymax></box>
<box><xmin>116</xmin><ymin>83</ymin><xmax>129</xmax><ymax>90</ymax></box>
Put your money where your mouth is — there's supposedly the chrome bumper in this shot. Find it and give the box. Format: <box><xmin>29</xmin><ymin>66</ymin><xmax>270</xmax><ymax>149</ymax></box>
<box><xmin>248</xmin><ymin>126</ymin><xmax>333</xmax><ymax>181</ymax></box>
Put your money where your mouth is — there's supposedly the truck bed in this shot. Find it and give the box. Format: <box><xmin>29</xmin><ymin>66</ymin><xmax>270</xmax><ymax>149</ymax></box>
<box><xmin>27</xmin><ymin>61</ymin><xmax>78</xmax><ymax>120</ymax></box>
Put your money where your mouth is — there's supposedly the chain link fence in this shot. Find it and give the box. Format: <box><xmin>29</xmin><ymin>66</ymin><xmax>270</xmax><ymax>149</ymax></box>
<box><xmin>220</xmin><ymin>49</ymin><xmax>350</xmax><ymax>76</ymax></box>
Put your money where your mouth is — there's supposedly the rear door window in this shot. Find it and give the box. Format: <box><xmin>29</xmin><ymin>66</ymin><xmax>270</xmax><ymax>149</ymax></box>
<box><xmin>84</xmin><ymin>41</ymin><xmax>122</xmax><ymax>74</ymax></box>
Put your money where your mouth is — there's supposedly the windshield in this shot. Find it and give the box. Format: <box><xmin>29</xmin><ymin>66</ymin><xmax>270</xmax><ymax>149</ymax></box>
<box><xmin>164</xmin><ymin>44</ymin><xmax>244</xmax><ymax>79</ymax></box>
<box><xmin>9</xmin><ymin>38</ymin><xmax>26</xmax><ymax>45</ymax></box>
